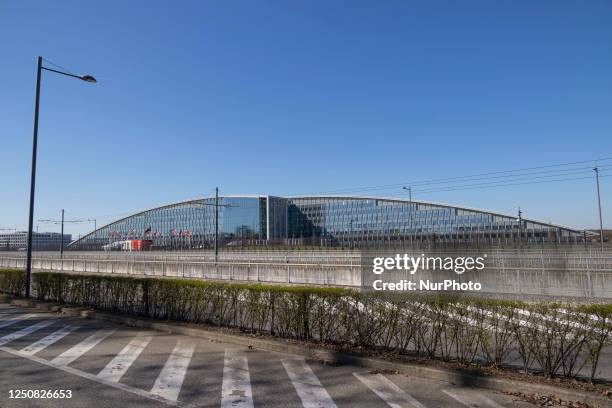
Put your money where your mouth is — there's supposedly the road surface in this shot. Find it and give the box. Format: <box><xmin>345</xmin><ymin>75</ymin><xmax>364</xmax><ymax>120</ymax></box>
<box><xmin>0</xmin><ymin>303</ymin><xmax>537</xmax><ymax>407</ymax></box>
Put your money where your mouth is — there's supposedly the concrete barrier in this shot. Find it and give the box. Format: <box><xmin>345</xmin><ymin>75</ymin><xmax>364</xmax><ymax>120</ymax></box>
<box><xmin>1</xmin><ymin>249</ymin><xmax>611</xmax><ymax>299</ymax></box>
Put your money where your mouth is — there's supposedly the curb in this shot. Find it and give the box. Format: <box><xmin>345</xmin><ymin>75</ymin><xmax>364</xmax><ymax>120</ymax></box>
<box><xmin>4</xmin><ymin>296</ymin><xmax>612</xmax><ymax>407</ymax></box>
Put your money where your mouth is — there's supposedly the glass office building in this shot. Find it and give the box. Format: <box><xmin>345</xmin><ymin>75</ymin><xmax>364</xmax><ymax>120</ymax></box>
<box><xmin>0</xmin><ymin>231</ymin><xmax>72</xmax><ymax>251</ymax></box>
<box><xmin>68</xmin><ymin>195</ymin><xmax>588</xmax><ymax>250</ymax></box>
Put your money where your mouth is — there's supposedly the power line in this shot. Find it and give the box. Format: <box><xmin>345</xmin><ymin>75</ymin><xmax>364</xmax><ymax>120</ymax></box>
<box><xmin>289</xmin><ymin>156</ymin><xmax>612</xmax><ymax>196</ymax></box>
<box><xmin>365</xmin><ymin>166</ymin><xmax>612</xmax><ymax>196</ymax></box>
<box><xmin>408</xmin><ymin>164</ymin><xmax>612</xmax><ymax>188</ymax></box>
<box><xmin>411</xmin><ymin>168</ymin><xmax>609</xmax><ymax>194</ymax></box>
<box><xmin>406</xmin><ymin>173</ymin><xmax>611</xmax><ymax>195</ymax></box>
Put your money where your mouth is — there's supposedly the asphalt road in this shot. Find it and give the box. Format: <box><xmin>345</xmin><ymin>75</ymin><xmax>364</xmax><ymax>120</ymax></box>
<box><xmin>0</xmin><ymin>303</ymin><xmax>536</xmax><ymax>408</ymax></box>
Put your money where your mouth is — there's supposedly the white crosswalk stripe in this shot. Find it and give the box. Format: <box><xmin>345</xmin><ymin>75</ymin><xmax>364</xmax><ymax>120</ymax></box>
<box><xmin>51</xmin><ymin>328</ymin><xmax>116</xmax><ymax>366</ymax></box>
<box><xmin>20</xmin><ymin>324</ymin><xmax>81</xmax><ymax>355</ymax></box>
<box><xmin>0</xmin><ymin>320</ymin><xmax>55</xmax><ymax>346</ymax></box>
<box><xmin>2</xmin><ymin>346</ymin><xmax>193</xmax><ymax>408</ymax></box>
<box><xmin>97</xmin><ymin>334</ymin><xmax>153</xmax><ymax>382</ymax></box>
<box><xmin>0</xmin><ymin>308</ymin><xmax>514</xmax><ymax>408</ymax></box>
<box><xmin>221</xmin><ymin>349</ymin><xmax>254</xmax><ymax>408</ymax></box>
<box><xmin>354</xmin><ymin>372</ymin><xmax>427</xmax><ymax>408</ymax></box>
<box><xmin>150</xmin><ymin>339</ymin><xmax>195</xmax><ymax>402</ymax></box>
<box><xmin>0</xmin><ymin>313</ymin><xmax>37</xmax><ymax>328</ymax></box>
<box><xmin>281</xmin><ymin>357</ymin><xmax>337</xmax><ymax>408</ymax></box>
<box><xmin>442</xmin><ymin>388</ymin><xmax>506</xmax><ymax>408</ymax></box>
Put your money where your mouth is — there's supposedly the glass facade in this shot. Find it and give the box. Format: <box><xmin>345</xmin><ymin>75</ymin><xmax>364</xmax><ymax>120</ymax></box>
<box><xmin>69</xmin><ymin>195</ymin><xmax>587</xmax><ymax>250</ymax></box>
<box><xmin>286</xmin><ymin>197</ymin><xmax>585</xmax><ymax>247</ymax></box>
<box><xmin>70</xmin><ymin>197</ymin><xmax>266</xmax><ymax>250</ymax></box>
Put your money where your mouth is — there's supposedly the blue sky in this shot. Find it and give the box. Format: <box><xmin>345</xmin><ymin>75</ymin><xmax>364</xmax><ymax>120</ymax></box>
<box><xmin>1</xmin><ymin>0</ymin><xmax>611</xmax><ymax>237</ymax></box>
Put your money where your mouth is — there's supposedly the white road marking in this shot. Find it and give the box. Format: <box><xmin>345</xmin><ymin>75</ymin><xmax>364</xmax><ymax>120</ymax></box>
<box><xmin>0</xmin><ymin>309</ymin><xmax>16</xmax><ymax>315</ymax></box>
<box><xmin>0</xmin><ymin>346</ymin><xmax>195</xmax><ymax>408</ymax></box>
<box><xmin>150</xmin><ymin>339</ymin><xmax>195</xmax><ymax>401</ymax></box>
<box><xmin>0</xmin><ymin>313</ymin><xmax>37</xmax><ymax>328</ymax></box>
<box><xmin>221</xmin><ymin>349</ymin><xmax>254</xmax><ymax>408</ymax></box>
<box><xmin>281</xmin><ymin>357</ymin><xmax>337</xmax><ymax>408</ymax></box>
<box><xmin>51</xmin><ymin>328</ymin><xmax>116</xmax><ymax>366</ymax></box>
<box><xmin>442</xmin><ymin>388</ymin><xmax>506</xmax><ymax>408</ymax></box>
<box><xmin>0</xmin><ymin>320</ymin><xmax>55</xmax><ymax>346</ymax></box>
<box><xmin>98</xmin><ymin>333</ymin><xmax>153</xmax><ymax>382</ymax></box>
<box><xmin>353</xmin><ymin>373</ymin><xmax>427</xmax><ymax>408</ymax></box>
<box><xmin>21</xmin><ymin>324</ymin><xmax>81</xmax><ymax>355</ymax></box>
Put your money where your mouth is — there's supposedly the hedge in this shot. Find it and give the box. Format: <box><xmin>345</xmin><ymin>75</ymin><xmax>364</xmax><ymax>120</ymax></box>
<box><xmin>1</xmin><ymin>269</ymin><xmax>611</xmax><ymax>381</ymax></box>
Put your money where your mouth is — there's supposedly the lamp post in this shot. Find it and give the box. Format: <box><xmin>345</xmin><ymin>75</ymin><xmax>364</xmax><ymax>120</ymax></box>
<box><xmin>25</xmin><ymin>57</ymin><xmax>96</xmax><ymax>298</ymax></box>
<box><xmin>402</xmin><ymin>186</ymin><xmax>412</xmax><ymax>203</ymax></box>
<box><xmin>594</xmin><ymin>167</ymin><xmax>604</xmax><ymax>249</ymax></box>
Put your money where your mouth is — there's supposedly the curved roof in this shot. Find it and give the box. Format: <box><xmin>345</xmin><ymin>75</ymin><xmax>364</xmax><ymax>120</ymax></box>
<box><xmin>69</xmin><ymin>194</ymin><xmax>588</xmax><ymax>247</ymax></box>
<box><xmin>68</xmin><ymin>195</ymin><xmax>267</xmax><ymax>246</ymax></box>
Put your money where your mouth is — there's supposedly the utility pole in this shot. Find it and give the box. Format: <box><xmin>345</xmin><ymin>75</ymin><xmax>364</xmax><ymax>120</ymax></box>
<box><xmin>39</xmin><ymin>211</ymin><xmax>85</xmax><ymax>258</ymax></box>
<box><xmin>60</xmin><ymin>209</ymin><xmax>64</xmax><ymax>257</ymax></box>
<box><xmin>517</xmin><ymin>206</ymin><xmax>523</xmax><ymax>245</ymax></box>
<box><xmin>402</xmin><ymin>186</ymin><xmax>414</xmax><ymax>248</ymax></box>
<box><xmin>215</xmin><ymin>187</ymin><xmax>219</xmax><ymax>263</ymax></box>
<box><xmin>86</xmin><ymin>218</ymin><xmax>97</xmax><ymax>249</ymax></box>
<box><xmin>198</xmin><ymin>188</ymin><xmax>238</xmax><ymax>262</ymax></box>
<box><xmin>87</xmin><ymin>218</ymin><xmax>97</xmax><ymax>232</ymax></box>
<box><xmin>594</xmin><ymin>167</ymin><xmax>604</xmax><ymax>249</ymax></box>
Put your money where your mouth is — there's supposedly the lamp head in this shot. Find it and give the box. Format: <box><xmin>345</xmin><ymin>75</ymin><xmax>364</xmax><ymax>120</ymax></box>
<box><xmin>80</xmin><ymin>75</ymin><xmax>97</xmax><ymax>83</ymax></box>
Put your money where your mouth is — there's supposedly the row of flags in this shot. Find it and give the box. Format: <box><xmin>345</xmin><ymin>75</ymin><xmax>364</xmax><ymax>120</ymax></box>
<box><xmin>106</xmin><ymin>228</ymin><xmax>192</xmax><ymax>238</ymax></box>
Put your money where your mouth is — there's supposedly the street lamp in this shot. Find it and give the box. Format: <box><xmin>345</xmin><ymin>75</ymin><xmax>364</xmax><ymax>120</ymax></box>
<box><xmin>402</xmin><ymin>186</ymin><xmax>412</xmax><ymax>203</ymax></box>
<box><xmin>25</xmin><ymin>57</ymin><xmax>96</xmax><ymax>298</ymax></box>
<box><xmin>594</xmin><ymin>167</ymin><xmax>604</xmax><ymax>249</ymax></box>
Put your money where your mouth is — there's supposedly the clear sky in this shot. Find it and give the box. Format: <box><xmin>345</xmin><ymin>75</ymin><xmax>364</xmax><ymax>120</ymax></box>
<box><xmin>1</xmin><ymin>0</ymin><xmax>611</xmax><ymax>238</ymax></box>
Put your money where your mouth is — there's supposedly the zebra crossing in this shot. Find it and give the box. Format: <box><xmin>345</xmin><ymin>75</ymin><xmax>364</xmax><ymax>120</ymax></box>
<box><xmin>354</xmin><ymin>373</ymin><xmax>427</xmax><ymax>408</ymax></box>
<box><xmin>282</xmin><ymin>357</ymin><xmax>337</xmax><ymax>408</ymax></box>
<box><xmin>21</xmin><ymin>323</ymin><xmax>81</xmax><ymax>355</ymax></box>
<box><xmin>51</xmin><ymin>328</ymin><xmax>116</xmax><ymax>366</ymax></box>
<box><xmin>150</xmin><ymin>339</ymin><xmax>195</xmax><ymax>401</ymax></box>
<box><xmin>221</xmin><ymin>350</ymin><xmax>254</xmax><ymax>408</ymax></box>
<box><xmin>0</xmin><ymin>305</ymin><xmax>529</xmax><ymax>407</ymax></box>
<box><xmin>97</xmin><ymin>333</ymin><xmax>153</xmax><ymax>382</ymax></box>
